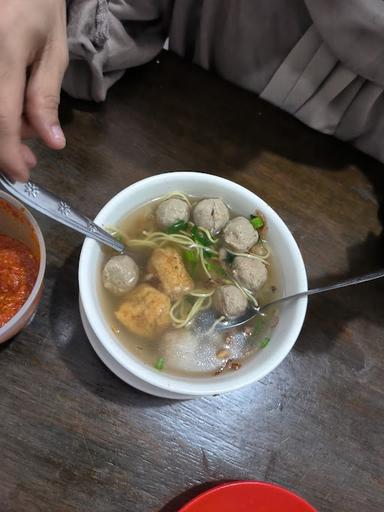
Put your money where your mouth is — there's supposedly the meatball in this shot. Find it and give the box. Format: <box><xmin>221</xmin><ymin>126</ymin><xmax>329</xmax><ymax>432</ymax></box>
<box><xmin>192</xmin><ymin>198</ymin><xmax>229</xmax><ymax>234</ymax></box>
<box><xmin>159</xmin><ymin>329</ymin><xmax>199</xmax><ymax>372</ymax></box>
<box><xmin>232</xmin><ymin>256</ymin><xmax>267</xmax><ymax>292</ymax></box>
<box><xmin>213</xmin><ymin>285</ymin><xmax>248</xmax><ymax>319</ymax></box>
<box><xmin>102</xmin><ymin>254</ymin><xmax>139</xmax><ymax>296</ymax></box>
<box><xmin>223</xmin><ymin>216</ymin><xmax>259</xmax><ymax>252</ymax></box>
<box><xmin>156</xmin><ymin>198</ymin><xmax>190</xmax><ymax>229</ymax></box>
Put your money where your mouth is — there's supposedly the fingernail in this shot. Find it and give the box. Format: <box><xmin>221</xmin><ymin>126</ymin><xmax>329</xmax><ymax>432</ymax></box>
<box><xmin>50</xmin><ymin>125</ymin><xmax>66</xmax><ymax>145</ymax></box>
<box><xmin>25</xmin><ymin>154</ymin><xmax>36</xmax><ymax>167</ymax></box>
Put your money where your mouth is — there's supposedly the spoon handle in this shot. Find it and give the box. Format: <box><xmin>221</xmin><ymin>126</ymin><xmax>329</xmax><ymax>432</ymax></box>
<box><xmin>0</xmin><ymin>173</ymin><xmax>125</xmax><ymax>253</ymax></box>
<box><xmin>260</xmin><ymin>268</ymin><xmax>384</xmax><ymax>311</ymax></box>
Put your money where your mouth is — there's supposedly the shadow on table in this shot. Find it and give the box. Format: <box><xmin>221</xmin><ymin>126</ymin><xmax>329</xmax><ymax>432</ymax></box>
<box><xmin>48</xmin><ymin>246</ymin><xmax>177</xmax><ymax>408</ymax></box>
<box><xmin>55</xmin><ymin>81</ymin><xmax>384</xmax><ymax>363</ymax></box>
<box><xmin>48</xmin><ymin>235</ymin><xmax>384</xmax><ymax>399</ymax></box>
<box><xmin>294</xmin><ymin>222</ymin><xmax>384</xmax><ymax>355</ymax></box>
<box><xmin>218</xmin><ymin>103</ymin><xmax>384</xmax><ymax>354</ymax></box>
<box><xmin>222</xmin><ymin>109</ymin><xmax>384</xmax><ymax>354</ymax></box>
<box><xmin>294</xmin><ymin>275</ymin><xmax>384</xmax><ymax>357</ymax></box>
<box><xmin>0</xmin><ymin>338</ymin><xmax>14</xmax><ymax>353</ymax></box>
<box><xmin>158</xmin><ymin>481</ymin><xmax>231</xmax><ymax>512</ymax></box>
<box><xmin>58</xmin><ymin>53</ymin><xmax>356</xmax><ymax>174</ymax></box>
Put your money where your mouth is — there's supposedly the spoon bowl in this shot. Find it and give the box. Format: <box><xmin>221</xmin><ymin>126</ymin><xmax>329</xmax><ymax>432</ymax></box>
<box><xmin>216</xmin><ymin>268</ymin><xmax>384</xmax><ymax>331</ymax></box>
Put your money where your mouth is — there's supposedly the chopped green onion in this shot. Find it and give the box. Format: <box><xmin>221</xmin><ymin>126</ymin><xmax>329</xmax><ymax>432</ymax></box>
<box><xmin>106</xmin><ymin>226</ymin><xmax>125</xmax><ymax>242</ymax></box>
<box><xmin>206</xmin><ymin>262</ymin><xmax>226</xmax><ymax>276</ymax></box>
<box><xmin>166</xmin><ymin>220</ymin><xmax>188</xmax><ymax>234</ymax></box>
<box><xmin>260</xmin><ymin>337</ymin><xmax>270</xmax><ymax>348</ymax></box>
<box><xmin>252</xmin><ymin>318</ymin><xmax>265</xmax><ymax>336</ymax></box>
<box><xmin>225</xmin><ymin>252</ymin><xmax>236</xmax><ymax>264</ymax></box>
<box><xmin>154</xmin><ymin>357</ymin><xmax>165</xmax><ymax>370</ymax></box>
<box><xmin>250</xmin><ymin>215</ymin><xmax>264</xmax><ymax>230</ymax></box>
<box><xmin>191</xmin><ymin>226</ymin><xmax>213</xmax><ymax>247</ymax></box>
<box><xmin>203</xmin><ymin>248</ymin><xmax>215</xmax><ymax>259</ymax></box>
<box><xmin>112</xmin><ymin>232</ymin><xmax>124</xmax><ymax>243</ymax></box>
<box><xmin>184</xmin><ymin>249</ymin><xmax>199</xmax><ymax>263</ymax></box>
<box><xmin>183</xmin><ymin>249</ymin><xmax>199</xmax><ymax>276</ymax></box>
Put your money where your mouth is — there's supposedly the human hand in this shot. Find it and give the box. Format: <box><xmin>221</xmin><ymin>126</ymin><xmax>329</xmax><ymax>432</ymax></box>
<box><xmin>0</xmin><ymin>0</ymin><xmax>68</xmax><ymax>181</ymax></box>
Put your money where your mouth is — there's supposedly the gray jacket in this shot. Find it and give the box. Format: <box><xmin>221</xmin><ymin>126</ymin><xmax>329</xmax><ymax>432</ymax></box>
<box><xmin>64</xmin><ymin>0</ymin><xmax>384</xmax><ymax>163</ymax></box>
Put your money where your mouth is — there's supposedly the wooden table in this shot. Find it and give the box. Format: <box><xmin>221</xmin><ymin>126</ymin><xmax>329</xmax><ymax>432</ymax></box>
<box><xmin>1</xmin><ymin>51</ymin><xmax>383</xmax><ymax>512</ymax></box>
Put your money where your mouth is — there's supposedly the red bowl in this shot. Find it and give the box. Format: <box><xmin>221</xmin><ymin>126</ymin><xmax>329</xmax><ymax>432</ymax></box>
<box><xmin>179</xmin><ymin>481</ymin><xmax>317</xmax><ymax>512</ymax></box>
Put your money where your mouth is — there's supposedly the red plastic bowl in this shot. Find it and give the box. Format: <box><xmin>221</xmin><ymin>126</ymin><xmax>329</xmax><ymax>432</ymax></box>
<box><xmin>179</xmin><ymin>481</ymin><xmax>317</xmax><ymax>512</ymax></box>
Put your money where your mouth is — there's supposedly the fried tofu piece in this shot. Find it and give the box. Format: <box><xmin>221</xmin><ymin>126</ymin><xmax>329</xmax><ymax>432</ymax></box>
<box><xmin>148</xmin><ymin>247</ymin><xmax>194</xmax><ymax>300</ymax></box>
<box><xmin>115</xmin><ymin>284</ymin><xmax>171</xmax><ymax>339</ymax></box>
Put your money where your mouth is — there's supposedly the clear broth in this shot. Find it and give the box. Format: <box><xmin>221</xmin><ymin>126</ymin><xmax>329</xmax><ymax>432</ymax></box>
<box><xmin>99</xmin><ymin>196</ymin><xmax>282</xmax><ymax>377</ymax></box>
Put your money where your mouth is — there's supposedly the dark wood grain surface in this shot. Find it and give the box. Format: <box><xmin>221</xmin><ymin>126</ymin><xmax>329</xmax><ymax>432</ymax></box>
<box><xmin>1</xmin><ymin>51</ymin><xmax>383</xmax><ymax>512</ymax></box>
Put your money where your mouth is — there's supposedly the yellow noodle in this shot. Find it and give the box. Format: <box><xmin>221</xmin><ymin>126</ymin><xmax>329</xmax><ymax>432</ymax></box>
<box><xmin>199</xmin><ymin>248</ymin><xmax>212</xmax><ymax>278</ymax></box>
<box><xmin>197</xmin><ymin>226</ymin><xmax>218</xmax><ymax>244</ymax></box>
<box><xmin>160</xmin><ymin>191</ymin><xmax>192</xmax><ymax>207</ymax></box>
<box><xmin>188</xmin><ymin>289</ymin><xmax>215</xmax><ymax>297</ymax></box>
<box><xmin>170</xmin><ymin>294</ymin><xmax>213</xmax><ymax>328</ymax></box>
<box><xmin>231</xmin><ymin>277</ymin><xmax>259</xmax><ymax>307</ymax></box>
<box><xmin>127</xmin><ymin>231</ymin><xmax>218</xmax><ymax>255</ymax></box>
<box><xmin>207</xmin><ymin>315</ymin><xmax>226</xmax><ymax>334</ymax></box>
<box><xmin>251</xmin><ymin>241</ymin><xmax>271</xmax><ymax>259</ymax></box>
<box><xmin>226</xmin><ymin>248</ymin><xmax>270</xmax><ymax>265</ymax></box>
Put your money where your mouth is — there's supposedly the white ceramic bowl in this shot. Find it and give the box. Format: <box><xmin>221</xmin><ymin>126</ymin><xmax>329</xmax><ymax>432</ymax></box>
<box><xmin>0</xmin><ymin>191</ymin><xmax>46</xmax><ymax>344</ymax></box>
<box><xmin>79</xmin><ymin>172</ymin><xmax>307</xmax><ymax>397</ymax></box>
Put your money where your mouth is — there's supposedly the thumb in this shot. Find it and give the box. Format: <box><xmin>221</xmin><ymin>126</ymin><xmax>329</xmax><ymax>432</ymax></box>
<box><xmin>25</xmin><ymin>46</ymin><xmax>68</xmax><ymax>150</ymax></box>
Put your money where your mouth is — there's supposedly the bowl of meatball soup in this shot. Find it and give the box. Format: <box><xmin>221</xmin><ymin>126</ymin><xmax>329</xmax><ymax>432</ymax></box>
<box><xmin>79</xmin><ymin>172</ymin><xmax>307</xmax><ymax>398</ymax></box>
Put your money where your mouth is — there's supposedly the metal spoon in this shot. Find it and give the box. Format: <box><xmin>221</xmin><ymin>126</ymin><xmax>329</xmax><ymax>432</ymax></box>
<box><xmin>0</xmin><ymin>174</ymin><xmax>125</xmax><ymax>253</ymax></box>
<box><xmin>216</xmin><ymin>268</ymin><xmax>384</xmax><ymax>331</ymax></box>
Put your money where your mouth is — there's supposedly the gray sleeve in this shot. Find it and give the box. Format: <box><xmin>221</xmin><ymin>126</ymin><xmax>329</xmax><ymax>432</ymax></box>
<box><xmin>304</xmin><ymin>0</ymin><xmax>384</xmax><ymax>87</ymax></box>
<box><xmin>63</xmin><ymin>0</ymin><xmax>173</xmax><ymax>101</ymax></box>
